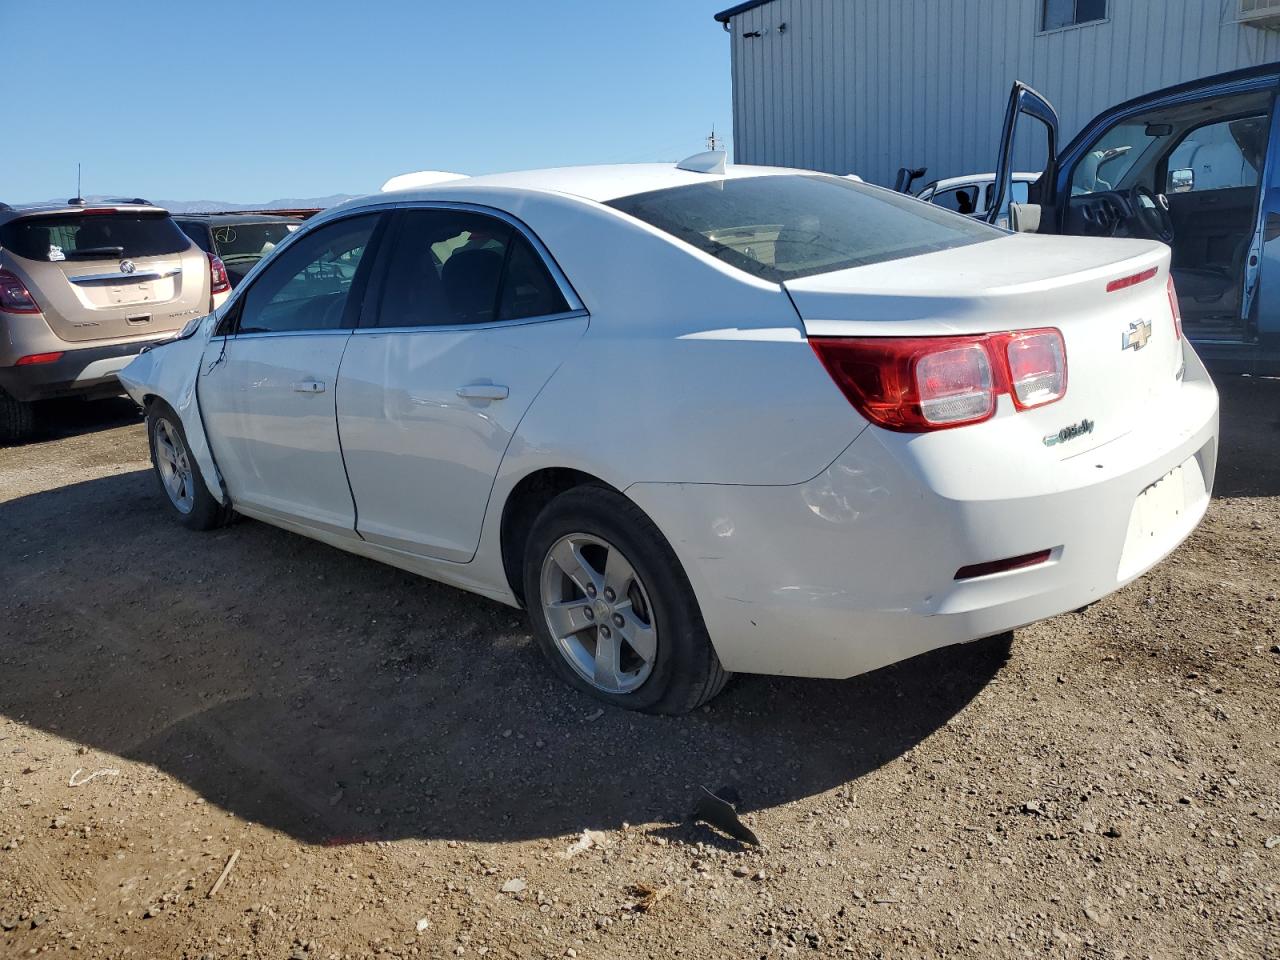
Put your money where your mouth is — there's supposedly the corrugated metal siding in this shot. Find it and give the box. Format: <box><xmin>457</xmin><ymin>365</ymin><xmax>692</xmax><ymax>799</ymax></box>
<box><xmin>726</xmin><ymin>0</ymin><xmax>1280</xmax><ymax>187</ymax></box>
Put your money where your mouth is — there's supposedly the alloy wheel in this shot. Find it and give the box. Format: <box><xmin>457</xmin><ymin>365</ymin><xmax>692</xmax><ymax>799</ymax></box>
<box><xmin>153</xmin><ymin>418</ymin><xmax>195</xmax><ymax>515</ymax></box>
<box><xmin>539</xmin><ymin>532</ymin><xmax>658</xmax><ymax>694</ymax></box>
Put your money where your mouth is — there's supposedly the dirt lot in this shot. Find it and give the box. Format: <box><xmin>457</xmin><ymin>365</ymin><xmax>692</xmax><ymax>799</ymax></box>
<box><xmin>1</xmin><ymin>381</ymin><xmax>1278</xmax><ymax>960</ymax></box>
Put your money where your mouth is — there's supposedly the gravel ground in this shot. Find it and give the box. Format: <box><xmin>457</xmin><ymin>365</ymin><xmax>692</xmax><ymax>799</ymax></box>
<box><xmin>1</xmin><ymin>381</ymin><xmax>1278</xmax><ymax>960</ymax></box>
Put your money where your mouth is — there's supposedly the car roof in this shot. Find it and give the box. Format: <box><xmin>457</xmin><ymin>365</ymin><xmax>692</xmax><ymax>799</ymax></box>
<box><xmin>0</xmin><ymin>201</ymin><xmax>169</xmax><ymax>225</ymax></box>
<box><xmin>927</xmin><ymin>173</ymin><xmax>1040</xmax><ymax>191</ymax></box>
<box><xmin>173</xmin><ymin>212</ymin><xmax>303</xmax><ymax>225</ymax></box>
<box><xmin>362</xmin><ymin>162</ymin><xmax>805</xmax><ymax>209</ymax></box>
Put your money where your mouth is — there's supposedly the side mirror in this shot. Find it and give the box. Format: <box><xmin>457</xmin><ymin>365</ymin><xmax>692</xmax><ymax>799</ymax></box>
<box><xmin>1169</xmin><ymin>168</ymin><xmax>1195</xmax><ymax>194</ymax></box>
<box><xmin>1009</xmin><ymin>203</ymin><xmax>1042</xmax><ymax>234</ymax></box>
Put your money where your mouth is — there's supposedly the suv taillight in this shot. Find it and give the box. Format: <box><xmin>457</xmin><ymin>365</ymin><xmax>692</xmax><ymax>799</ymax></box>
<box><xmin>1167</xmin><ymin>275</ymin><xmax>1183</xmax><ymax>340</ymax></box>
<box><xmin>810</xmin><ymin>328</ymin><xmax>1067</xmax><ymax>432</ymax></box>
<box><xmin>0</xmin><ymin>268</ymin><xmax>42</xmax><ymax>314</ymax></box>
<box><xmin>208</xmin><ymin>253</ymin><xmax>231</xmax><ymax>295</ymax></box>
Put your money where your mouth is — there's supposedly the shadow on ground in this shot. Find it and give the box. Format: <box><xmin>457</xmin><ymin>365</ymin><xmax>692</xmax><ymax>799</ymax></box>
<box><xmin>0</xmin><ymin>468</ymin><xmax>1007</xmax><ymax>846</ymax></box>
<box><xmin>16</xmin><ymin>396</ymin><xmax>143</xmax><ymax>444</ymax></box>
<box><xmin>1213</xmin><ymin>374</ymin><xmax>1280</xmax><ymax>498</ymax></box>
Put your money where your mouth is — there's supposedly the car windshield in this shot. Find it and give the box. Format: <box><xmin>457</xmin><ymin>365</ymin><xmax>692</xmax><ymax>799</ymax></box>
<box><xmin>0</xmin><ymin>212</ymin><xmax>190</xmax><ymax>262</ymax></box>
<box><xmin>211</xmin><ymin>221</ymin><xmax>299</xmax><ymax>262</ymax></box>
<box><xmin>608</xmin><ymin>174</ymin><xmax>1001</xmax><ymax>282</ymax></box>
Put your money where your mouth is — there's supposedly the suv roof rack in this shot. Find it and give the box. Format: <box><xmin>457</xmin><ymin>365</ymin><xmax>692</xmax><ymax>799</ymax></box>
<box><xmin>103</xmin><ymin>196</ymin><xmax>151</xmax><ymax>205</ymax></box>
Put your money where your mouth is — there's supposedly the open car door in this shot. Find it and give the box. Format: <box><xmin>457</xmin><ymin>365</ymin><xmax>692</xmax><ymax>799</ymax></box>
<box><xmin>989</xmin><ymin>66</ymin><xmax>1280</xmax><ymax>367</ymax></box>
<box><xmin>986</xmin><ymin>82</ymin><xmax>1059</xmax><ymax>231</ymax></box>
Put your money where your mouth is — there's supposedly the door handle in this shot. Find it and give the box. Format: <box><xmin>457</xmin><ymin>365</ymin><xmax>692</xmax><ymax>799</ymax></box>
<box><xmin>456</xmin><ymin>383</ymin><xmax>510</xmax><ymax>401</ymax></box>
<box><xmin>291</xmin><ymin>379</ymin><xmax>326</xmax><ymax>394</ymax></box>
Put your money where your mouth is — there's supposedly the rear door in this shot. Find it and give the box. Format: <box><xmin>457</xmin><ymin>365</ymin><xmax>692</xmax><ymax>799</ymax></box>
<box><xmin>0</xmin><ymin>210</ymin><xmax>210</xmax><ymax>340</ymax></box>
<box><xmin>336</xmin><ymin>205</ymin><xmax>588</xmax><ymax>562</ymax></box>
<box><xmin>198</xmin><ymin>212</ymin><xmax>385</xmax><ymax>534</ymax></box>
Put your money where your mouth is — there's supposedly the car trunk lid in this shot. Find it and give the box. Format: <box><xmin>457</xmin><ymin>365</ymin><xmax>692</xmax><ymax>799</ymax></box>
<box><xmin>786</xmin><ymin>234</ymin><xmax>1182</xmax><ymax>458</ymax></box>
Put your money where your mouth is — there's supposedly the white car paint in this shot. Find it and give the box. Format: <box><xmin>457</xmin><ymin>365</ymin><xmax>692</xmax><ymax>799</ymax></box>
<box><xmin>119</xmin><ymin>161</ymin><xmax>1219</xmax><ymax>681</ymax></box>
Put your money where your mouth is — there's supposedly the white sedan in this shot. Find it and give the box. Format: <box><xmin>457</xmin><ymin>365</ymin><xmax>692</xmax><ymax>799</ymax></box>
<box><xmin>120</xmin><ymin>156</ymin><xmax>1219</xmax><ymax>714</ymax></box>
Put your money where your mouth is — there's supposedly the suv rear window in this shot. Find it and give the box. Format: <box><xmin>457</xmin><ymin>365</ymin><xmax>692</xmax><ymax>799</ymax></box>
<box><xmin>0</xmin><ymin>212</ymin><xmax>191</xmax><ymax>262</ymax></box>
<box><xmin>608</xmin><ymin>175</ymin><xmax>1000</xmax><ymax>283</ymax></box>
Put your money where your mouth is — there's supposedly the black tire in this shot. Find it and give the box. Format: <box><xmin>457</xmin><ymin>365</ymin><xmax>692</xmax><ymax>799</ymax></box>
<box><xmin>523</xmin><ymin>484</ymin><xmax>730</xmax><ymax>715</ymax></box>
<box><xmin>0</xmin><ymin>389</ymin><xmax>36</xmax><ymax>443</ymax></box>
<box><xmin>145</xmin><ymin>400</ymin><xmax>232</xmax><ymax>531</ymax></box>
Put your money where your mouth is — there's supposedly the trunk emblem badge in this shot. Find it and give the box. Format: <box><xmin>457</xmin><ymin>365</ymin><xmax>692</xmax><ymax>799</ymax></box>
<box><xmin>1122</xmin><ymin>319</ymin><xmax>1152</xmax><ymax>352</ymax></box>
<box><xmin>1044</xmin><ymin>419</ymin><xmax>1095</xmax><ymax>447</ymax></box>
<box><xmin>119</xmin><ymin>259</ymin><xmax>136</xmax><ymax>274</ymax></box>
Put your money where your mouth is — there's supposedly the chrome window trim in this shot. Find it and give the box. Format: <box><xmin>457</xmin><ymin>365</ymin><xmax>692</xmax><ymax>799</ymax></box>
<box><xmin>217</xmin><ymin>202</ymin><xmax>403</xmax><ymax>321</ymax></box>
<box><xmin>351</xmin><ymin>308</ymin><xmax>589</xmax><ymax>336</ymax></box>
<box><xmin>210</xmin><ymin>328</ymin><xmax>353</xmax><ymax>342</ymax></box>
<box><xmin>389</xmin><ymin>199</ymin><xmax>586</xmax><ymax>315</ymax></box>
<box><xmin>70</xmin><ymin>265</ymin><xmax>181</xmax><ymax>284</ymax></box>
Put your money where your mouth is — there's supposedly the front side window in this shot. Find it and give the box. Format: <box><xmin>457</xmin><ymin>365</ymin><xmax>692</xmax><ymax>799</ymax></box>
<box><xmin>933</xmin><ymin>186</ymin><xmax>981</xmax><ymax>215</ymax></box>
<box><xmin>1043</xmin><ymin>0</ymin><xmax>1106</xmax><ymax>31</ymax></box>
<box><xmin>609</xmin><ymin>175</ymin><xmax>1000</xmax><ymax>283</ymax></box>
<box><xmin>236</xmin><ymin>214</ymin><xmax>380</xmax><ymax>334</ymax></box>
<box><xmin>985</xmin><ymin>181</ymin><xmax>1030</xmax><ymax>210</ymax></box>
<box><xmin>0</xmin><ymin>212</ymin><xmax>190</xmax><ymax>262</ymax></box>
<box><xmin>373</xmin><ymin>209</ymin><xmax>569</xmax><ymax>328</ymax></box>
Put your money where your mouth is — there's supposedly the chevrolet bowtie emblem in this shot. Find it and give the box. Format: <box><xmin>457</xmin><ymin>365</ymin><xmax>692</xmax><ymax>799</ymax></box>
<box><xmin>1123</xmin><ymin>319</ymin><xmax>1153</xmax><ymax>352</ymax></box>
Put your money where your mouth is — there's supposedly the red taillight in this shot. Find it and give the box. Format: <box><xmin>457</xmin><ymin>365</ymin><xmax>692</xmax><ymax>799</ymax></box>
<box><xmin>811</xmin><ymin>328</ymin><xmax>1067</xmax><ymax>432</ymax></box>
<box><xmin>0</xmin><ymin>268</ymin><xmax>42</xmax><ymax>314</ymax></box>
<box><xmin>1166</xmin><ymin>275</ymin><xmax>1183</xmax><ymax>341</ymax></box>
<box><xmin>15</xmin><ymin>351</ymin><xmax>63</xmax><ymax>366</ymax></box>
<box><xmin>1006</xmin><ymin>330</ymin><xmax>1067</xmax><ymax>409</ymax></box>
<box><xmin>1106</xmin><ymin>267</ymin><xmax>1159</xmax><ymax>293</ymax></box>
<box><xmin>208</xmin><ymin>253</ymin><xmax>231</xmax><ymax>295</ymax></box>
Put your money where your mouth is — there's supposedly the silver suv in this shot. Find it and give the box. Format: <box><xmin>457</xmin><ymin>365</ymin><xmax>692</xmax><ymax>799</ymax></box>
<box><xmin>0</xmin><ymin>199</ymin><xmax>230</xmax><ymax>441</ymax></box>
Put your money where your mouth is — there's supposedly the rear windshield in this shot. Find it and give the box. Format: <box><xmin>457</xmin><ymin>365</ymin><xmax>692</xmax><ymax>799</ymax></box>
<box><xmin>0</xmin><ymin>212</ymin><xmax>190</xmax><ymax>262</ymax></box>
<box><xmin>608</xmin><ymin>175</ymin><xmax>1001</xmax><ymax>282</ymax></box>
<box><xmin>211</xmin><ymin>221</ymin><xmax>299</xmax><ymax>261</ymax></box>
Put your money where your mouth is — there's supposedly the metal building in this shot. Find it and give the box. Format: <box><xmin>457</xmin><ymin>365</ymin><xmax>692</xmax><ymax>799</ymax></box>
<box><xmin>715</xmin><ymin>0</ymin><xmax>1280</xmax><ymax>187</ymax></box>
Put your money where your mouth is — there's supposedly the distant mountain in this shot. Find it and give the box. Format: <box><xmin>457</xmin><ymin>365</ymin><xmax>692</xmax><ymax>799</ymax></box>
<box><xmin>27</xmin><ymin>193</ymin><xmax>359</xmax><ymax>212</ymax></box>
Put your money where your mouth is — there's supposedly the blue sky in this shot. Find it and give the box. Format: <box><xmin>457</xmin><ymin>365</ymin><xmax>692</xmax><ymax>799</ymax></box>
<box><xmin>6</xmin><ymin>0</ymin><xmax>734</xmax><ymax>203</ymax></box>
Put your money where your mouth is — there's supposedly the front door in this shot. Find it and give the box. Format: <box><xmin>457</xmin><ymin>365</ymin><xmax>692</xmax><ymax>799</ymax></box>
<box><xmin>336</xmin><ymin>206</ymin><xmax>588</xmax><ymax>562</ymax></box>
<box><xmin>198</xmin><ymin>212</ymin><xmax>385</xmax><ymax>534</ymax></box>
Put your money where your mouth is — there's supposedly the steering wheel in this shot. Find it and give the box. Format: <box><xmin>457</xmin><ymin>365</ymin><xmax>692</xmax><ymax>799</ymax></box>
<box><xmin>1127</xmin><ymin>186</ymin><xmax>1175</xmax><ymax>244</ymax></box>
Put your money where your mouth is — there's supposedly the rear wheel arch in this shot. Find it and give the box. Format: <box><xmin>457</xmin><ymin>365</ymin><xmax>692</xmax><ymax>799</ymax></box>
<box><xmin>500</xmin><ymin>467</ymin><xmax>616</xmax><ymax>607</ymax></box>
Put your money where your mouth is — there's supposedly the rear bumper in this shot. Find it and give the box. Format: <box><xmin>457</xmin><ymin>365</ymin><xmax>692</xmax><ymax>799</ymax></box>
<box><xmin>0</xmin><ymin>338</ymin><xmax>161</xmax><ymax>402</ymax></box>
<box><xmin>628</xmin><ymin>344</ymin><xmax>1219</xmax><ymax>679</ymax></box>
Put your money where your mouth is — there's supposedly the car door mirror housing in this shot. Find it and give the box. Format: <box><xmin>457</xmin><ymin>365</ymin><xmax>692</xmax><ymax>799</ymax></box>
<box><xmin>1009</xmin><ymin>203</ymin><xmax>1043</xmax><ymax>234</ymax></box>
<box><xmin>1169</xmin><ymin>168</ymin><xmax>1195</xmax><ymax>194</ymax></box>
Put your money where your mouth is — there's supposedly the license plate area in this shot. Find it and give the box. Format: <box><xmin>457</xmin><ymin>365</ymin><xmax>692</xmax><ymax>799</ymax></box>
<box><xmin>1117</xmin><ymin>456</ymin><xmax>1207</xmax><ymax>581</ymax></box>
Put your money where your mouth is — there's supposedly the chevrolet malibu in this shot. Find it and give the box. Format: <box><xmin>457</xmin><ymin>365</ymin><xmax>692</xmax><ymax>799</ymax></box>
<box><xmin>118</xmin><ymin>156</ymin><xmax>1219</xmax><ymax>714</ymax></box>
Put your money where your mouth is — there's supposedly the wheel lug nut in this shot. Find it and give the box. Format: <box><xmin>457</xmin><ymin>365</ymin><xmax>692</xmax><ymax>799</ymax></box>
<box><xmin>584</xmin><ymin>607</ymin><xmax>594</xmax><ymax>620</ymax></box>
<box><xmin>587</xmin><ymin>585</ymin><xmax>596</xmax><ymax>597</ymax></box>
<box><xmin>600</xmin><ymin>626</ymin><xmax>611</xmax><ymax>639</ymax></box>
<box><xmin>612</xmin><ymin>614</ymin><xmax>624</xmax><ymax>628</ymax></box>
<box><xmin>604</xmin><ymin>588</ymin><xmax>616</xmax><ymax>602</ymax></box>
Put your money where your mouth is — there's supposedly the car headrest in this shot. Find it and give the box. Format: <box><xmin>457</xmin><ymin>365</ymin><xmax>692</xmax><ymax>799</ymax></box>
<box><xmin>441</xmin><ymin>248</ymin><xmax>504</xmax><ymax>322</ymax></box>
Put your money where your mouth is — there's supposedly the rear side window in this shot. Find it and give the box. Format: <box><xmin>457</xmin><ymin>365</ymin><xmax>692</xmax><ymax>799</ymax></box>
<box><xmin>178</xmin><ymin>222</ymin><xmax>212</xmax><ymax>253</ymax></box>
<box><xmin>372</xmin><ymin>209</ymin><xmax>569</xmax><ymax>328</ymax></box>
<box><xmin>0</xmin><ymin>213</ymin><xmax>191</xmax><ymax>262</ymax></box>
<box><xmin>608</xmin><ymin>175</ymin><xmax>1000</xmax><ymax>283</ymax></box>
